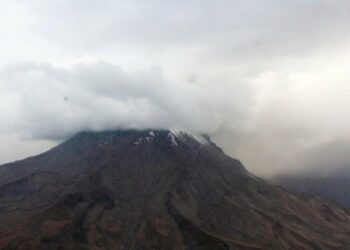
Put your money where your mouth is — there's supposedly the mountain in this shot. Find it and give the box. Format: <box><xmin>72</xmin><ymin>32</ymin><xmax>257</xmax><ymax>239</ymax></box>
<box><xmin>273</xmin><ymin>174</ymin><xmax>350</xmax><ymax>208</ymax></box>
<box><xmin>1</xmin><ymin>129</ymin><xmax>350</xmax><ymax>249</ymax></box>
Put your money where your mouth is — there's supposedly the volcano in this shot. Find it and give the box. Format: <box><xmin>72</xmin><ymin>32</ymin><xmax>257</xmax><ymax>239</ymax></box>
<box><xmin>0</xmin><ymin>129</ymin><xmax>350</xmax><ymax>249</ymax></box>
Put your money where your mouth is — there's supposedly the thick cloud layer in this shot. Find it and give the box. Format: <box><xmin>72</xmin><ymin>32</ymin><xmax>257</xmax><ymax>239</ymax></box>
<box><xmin>0</xmin><ymin>62</ymin><xmax>251</xmax><ymax>140</ymax></box>
<box><xmin>1</xmin><ymin>1</ymin><xmax>350</xmax><ymax>177</ymax></box>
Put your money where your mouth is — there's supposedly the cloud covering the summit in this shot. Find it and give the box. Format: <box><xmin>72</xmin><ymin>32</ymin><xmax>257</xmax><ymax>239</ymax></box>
<box><xmin>0</xmin><ymin>61</ymin><xmax>251</xmax><ymax>140</ymax></box>
<box><xmin>1</xmin><ymin>0</ymin><xmax>350</xmax><ymax>176</ymax></box>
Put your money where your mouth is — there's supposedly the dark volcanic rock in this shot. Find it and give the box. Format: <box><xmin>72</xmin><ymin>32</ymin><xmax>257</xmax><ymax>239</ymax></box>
<box><xmin>0</xmin><ymin>129</ymin><xmax>350</xmax><ymax>249</ymax></box>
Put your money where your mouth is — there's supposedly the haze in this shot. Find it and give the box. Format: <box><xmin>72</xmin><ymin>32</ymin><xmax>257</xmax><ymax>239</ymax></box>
<box><xmin>1</xmin><ymin>0</ymin><xmax>350</xmax><ymax>177</ymax></box>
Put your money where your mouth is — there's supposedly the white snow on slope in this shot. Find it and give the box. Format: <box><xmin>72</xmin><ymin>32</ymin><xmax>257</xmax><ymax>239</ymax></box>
<box><xmin>168</xmin><ymin>129</ymin><xmax>209</xmax><ymax>146</ymax></box>
<box><xmin>132</xmin><ymin>129</ymin><xmax>209</xmax><ymax>146</ymax></box>
<box><xmin>134</xmin><ymin>135</ymin><xmax>154</xmax><ymax>145</ymax></box>
<box><xmin>168</xmin><ymin>133</ymin><xmax>178</xmax><ymax>146</ymax></box>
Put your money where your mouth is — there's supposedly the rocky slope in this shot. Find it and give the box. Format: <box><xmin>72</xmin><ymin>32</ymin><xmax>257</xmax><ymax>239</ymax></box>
<box><xmin>0</xmin><ymin>129</ymin><xmax>350</xmax><ymax>249</ymax></box>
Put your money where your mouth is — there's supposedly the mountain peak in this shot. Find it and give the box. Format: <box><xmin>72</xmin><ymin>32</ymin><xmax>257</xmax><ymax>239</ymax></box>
<box><xmin>1</xmin><ymin>129</ymin><xmax>350</xmax><ymax>249</ymax></box>
<box><xmin>67</xmin><ymin>129</ymin><xmax>211</xmax><ymax>150</ymax></box>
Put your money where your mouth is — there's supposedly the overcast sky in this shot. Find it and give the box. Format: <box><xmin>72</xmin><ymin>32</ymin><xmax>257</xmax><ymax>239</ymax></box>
<box><xmin>1</xmin><ymin>0</ymin><xmax>350</xmax><ymax>177</ymax></box>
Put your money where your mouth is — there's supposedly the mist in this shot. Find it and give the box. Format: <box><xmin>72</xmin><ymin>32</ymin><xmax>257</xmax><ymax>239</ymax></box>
<box><xmin>1</xmin><ymin>0</ymin><xmax>350</xmax><ymax>177</ymax></box>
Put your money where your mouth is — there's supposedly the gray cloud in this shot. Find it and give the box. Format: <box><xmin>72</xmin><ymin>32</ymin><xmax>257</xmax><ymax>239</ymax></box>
<box><xmin>0</xmin><ymin>62</ymin><xmax>252</xmax><ymax>141</ymax></box>
<box><xmin>1</xmin><ymin>1</ymin><xmax>350</xmax><ymax>177</ymax></box>
<box><xmin>284</xmin><ymin>139</ymin><xmax>350</xmax><ymax>177</ymax></box>
<box><xmin>13</xmin><ymin>1</ymin><xmax>350</xmax><ymax>64</ymax></box>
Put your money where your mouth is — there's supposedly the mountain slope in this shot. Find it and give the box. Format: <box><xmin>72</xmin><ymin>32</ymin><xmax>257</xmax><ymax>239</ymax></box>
<box><xmin>0</xmin><ymin>129</ymin><xmax>350</xmax><ymax>249</ymax></box>
<box><xmin>274</xmin><ymin>175</ymin><xmax>350</xmax><ymax>208</ymax></box>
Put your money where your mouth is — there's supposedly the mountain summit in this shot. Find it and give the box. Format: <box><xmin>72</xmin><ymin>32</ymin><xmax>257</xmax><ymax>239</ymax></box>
<box><xmin>0</xmin><ymin>129</ymin><xmax>350</xmax><ymax>249</ymax></box>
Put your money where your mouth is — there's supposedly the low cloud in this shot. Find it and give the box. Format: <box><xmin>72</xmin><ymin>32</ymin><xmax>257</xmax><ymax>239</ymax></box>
<box><xmin>2</xmin><ymin>60</ymin><xmax>350</xmax><ymax>178</ymax></box>
<box><xmin>0</xmin><ymin>61</ymin><xmax>252</xmax><ymax>140</ymax></box>
<box><xmin>285</xmin><ymin>139</ymin><xmax>350</xmax><ymax>177</ymax></box>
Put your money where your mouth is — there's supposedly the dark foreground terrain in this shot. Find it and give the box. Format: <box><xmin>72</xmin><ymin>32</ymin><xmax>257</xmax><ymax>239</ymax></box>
<box><xmin>1</xmin><ymin>130</ymin><xmax>350</xmax><ymax>249</ymax></box>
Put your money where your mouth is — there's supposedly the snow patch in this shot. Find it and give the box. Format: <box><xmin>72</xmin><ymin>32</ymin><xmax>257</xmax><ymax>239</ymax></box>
<box><xmin>168</xmin><ymin>133</ymin><xmax>178</xmax><ymax>146</ymax></box>
<box><xmin>134</xmin><ymin>135</ymin><xmax>154</xmax><ymax>145</ymax></box>
<box><xmin>168</xmin><ymin>129</ymin><xmax>209</xmax><ymax>145</ymax></box>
